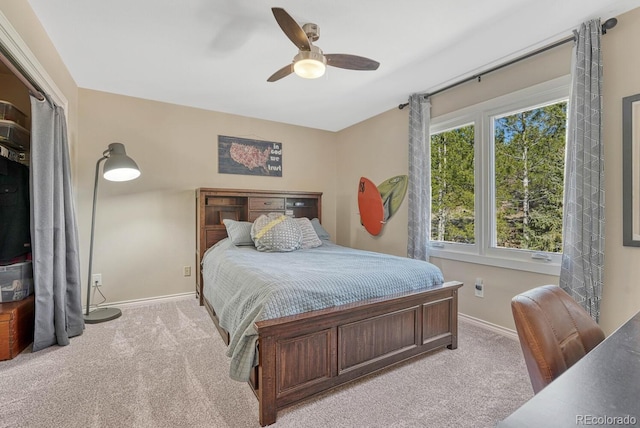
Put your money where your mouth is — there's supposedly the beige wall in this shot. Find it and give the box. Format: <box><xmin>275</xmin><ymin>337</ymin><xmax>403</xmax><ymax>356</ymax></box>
<box><xmin>76</xmin><ymin>89</ymin><xmax>337</xmax><ymax>303</ymax></box>
<box><xmin>600</xmin><ymin>7</ymin><xmax>640</xmax><ymax>334</ymax></box>
<box><xmin>335</xmin><ymin>107</ymin><xmax>411</xmax><ymax>257</ymax></box>
<box><xmin>336</xmin><ymin>7</ymin><xmax>640</xmax><ymax>334</ymax></box>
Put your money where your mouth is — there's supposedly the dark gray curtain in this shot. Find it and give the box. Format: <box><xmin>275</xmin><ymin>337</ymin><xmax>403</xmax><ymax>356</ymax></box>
<box><xmin>559</xmin><ymin>19</ymin><xmax>605</xmax><ymax>322</ymax></box>
<box><xmin>407</xmin><ymin>94</ymin><xmax>431</xmax><ymax>261</ymax></box>
<box><xmin>30</xmin><ymin>95</ymin><xmax>84</xmax><ymax>351</ymax></box>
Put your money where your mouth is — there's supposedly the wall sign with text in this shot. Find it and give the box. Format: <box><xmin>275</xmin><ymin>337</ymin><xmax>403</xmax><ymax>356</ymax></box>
<box><xmin>218</xmin><ymin>135</ymin><xmax>282</xmax><ymax>177</ymax></box>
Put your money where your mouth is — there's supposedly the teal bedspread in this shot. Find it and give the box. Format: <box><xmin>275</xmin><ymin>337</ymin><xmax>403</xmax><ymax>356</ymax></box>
<box><xmin>202</xmin><ymin>239</ymin><xmax>444</xmax><ymax>381</ymax></box>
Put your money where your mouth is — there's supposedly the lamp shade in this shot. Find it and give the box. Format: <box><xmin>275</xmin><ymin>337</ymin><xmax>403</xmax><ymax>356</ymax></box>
<box><xmin>103</xmin><ymin>143</ymin><xmax>141</xmax><ymax>182</ymax></box>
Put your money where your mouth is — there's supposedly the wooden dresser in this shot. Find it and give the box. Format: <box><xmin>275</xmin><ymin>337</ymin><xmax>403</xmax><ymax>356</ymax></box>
<box><xmin>0</xmin><ymin>294</ymin><xmax>34</xmax><ymax>360</ymax></box>
<box><xmin>195</xmin><ymin>188</ymin><xmax>322</xmax><ymax>304</ymax></box>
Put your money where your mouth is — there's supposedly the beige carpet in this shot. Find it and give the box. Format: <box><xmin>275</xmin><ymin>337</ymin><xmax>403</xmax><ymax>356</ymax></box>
<box><xmin>0</xmin><ymin>296</ymin><xmax>533</xmax><ymax>428</ymax></box>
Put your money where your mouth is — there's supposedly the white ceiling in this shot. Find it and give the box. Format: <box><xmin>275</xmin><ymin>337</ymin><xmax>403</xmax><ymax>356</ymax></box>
<box><xmin>26</xmin><ymin>0</ymin><xmax>638</xmax><ymax>132</ymax></box>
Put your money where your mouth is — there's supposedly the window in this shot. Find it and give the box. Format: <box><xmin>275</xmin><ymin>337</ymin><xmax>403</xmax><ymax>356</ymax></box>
<box><xmin>493</xmin><ymin>102</ymin><xmax>567</xmax><ymax>253</ymax></box>
<box><xmin>430</xmin><ymin>124</ymin><xmax>475</xmax><ymax>244</ymax></box>
<box><xmin>428</xmin><ymin>76</ymin><xmax>570</xmax><ymax>274</ymax></box>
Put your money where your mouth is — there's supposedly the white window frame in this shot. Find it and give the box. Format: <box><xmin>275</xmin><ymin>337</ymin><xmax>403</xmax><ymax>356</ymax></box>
<box><xmin>428</xmin><ymin>75</ymin><xmax>571</xmax><ymax>275</ymax></box>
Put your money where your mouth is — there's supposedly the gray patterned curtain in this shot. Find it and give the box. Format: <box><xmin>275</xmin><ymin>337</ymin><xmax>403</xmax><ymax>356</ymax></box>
<box><xmin>407</xmin><ymin>94</ymin><xmax>431</xmax><ymax>261</ymax></box>
<box><xmin>559</xmin><ymin>19</ymin><xmax>604</xmax><ymax>322</ymax></box>
<box><xmin>30</xmin><ymin>95</ymin><xmax>84</xmax><ymax>351</ymax></box>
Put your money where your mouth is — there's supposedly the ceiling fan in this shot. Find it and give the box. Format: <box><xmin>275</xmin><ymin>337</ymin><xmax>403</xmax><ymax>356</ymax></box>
<box><xmin>267</xmin><ymin>7</ymin><xmax>380</xmax><ymax>82</ymax></box>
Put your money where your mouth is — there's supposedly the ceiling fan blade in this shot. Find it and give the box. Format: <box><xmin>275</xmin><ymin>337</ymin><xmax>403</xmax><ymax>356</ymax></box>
<box><xmin>267</xmin><ymin>64</ymin><xmax>294</xmax><ymax>82</ymax></box>
<box><xmin>271</xmin><ymin>7</ymin><xmax>311</xmax><ymax>51</ymax></box>
<box><xmin>325</xmin><ymin>54</ymin><xmax>380</xmax><ymax>71</ymax></box>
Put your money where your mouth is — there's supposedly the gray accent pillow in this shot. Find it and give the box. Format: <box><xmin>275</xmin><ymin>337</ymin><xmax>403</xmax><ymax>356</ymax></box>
<box><xmin>251</xmin><ymin>213</ymin><xmax>302</xmax><ymax>252</ymax></box>
<box><xmin>310</xmin><ymin>218</ymin><xmax>331</xmax><ymax>240</ymax></box>
<box><xmin>295</xmin><ymin>217</ymin><xmax>322</xmax><ymax>249</ymax></box>
<box><xmin>223</xmin><ymin>219</ymin><xmax>254</xmax><ymax>246</ymax></box>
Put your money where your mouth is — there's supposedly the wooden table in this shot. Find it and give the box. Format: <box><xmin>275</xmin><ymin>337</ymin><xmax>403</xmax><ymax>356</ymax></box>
<box><xmin>498</xmin><ymin>311</ymin><xmax>640</xmax><ymax>428</ymax></box>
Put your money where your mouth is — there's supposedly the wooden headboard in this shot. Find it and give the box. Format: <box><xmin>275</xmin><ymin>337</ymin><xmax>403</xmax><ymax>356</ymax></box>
<box><xmin>195</xmin><ymin>188</ymin><xmax>322</xmax><ymax>304</ymax></box>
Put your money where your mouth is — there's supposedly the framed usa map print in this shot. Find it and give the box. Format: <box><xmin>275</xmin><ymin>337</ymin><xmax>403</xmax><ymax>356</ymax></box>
<box><xmin>218</xmin><ymin>135</ymin><xmax>282</xmax><ymax>177</ymax></box>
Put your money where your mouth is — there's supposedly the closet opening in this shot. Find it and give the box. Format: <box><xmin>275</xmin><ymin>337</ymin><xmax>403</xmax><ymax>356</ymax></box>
<box><xmin>0</xmin><ymin>56</ymin><xmax>34</xmax><ymax>360</ymax></box>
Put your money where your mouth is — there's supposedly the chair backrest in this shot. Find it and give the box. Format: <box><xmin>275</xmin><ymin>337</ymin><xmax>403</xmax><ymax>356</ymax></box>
<box><xmin>511</xmin><ymin>285</ymin><xmax>605</xmax><ymax>394</ymax></box>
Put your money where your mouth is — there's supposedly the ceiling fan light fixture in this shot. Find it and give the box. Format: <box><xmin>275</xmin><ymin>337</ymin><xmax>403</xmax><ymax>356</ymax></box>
<box><xmin>293</xmin><ymin>48</ymin><xmax>326</xmax><ymax>79</ymax></box>
<box><xmin>294</xmin><ymin>59</ymin><xmax>325</xmax><ymax>79</ymax></box>
<box><xmin>267</xmin><ymin>8</ymin><xmax>379</xmax><ymax>82</ymax></box>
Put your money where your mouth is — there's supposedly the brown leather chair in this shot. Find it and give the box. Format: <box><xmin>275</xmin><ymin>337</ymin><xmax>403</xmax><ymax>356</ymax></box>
<box><xmin>511</xmin><ymin>284</ymin><xmax>605</xmax><ymax>394</ymax></box>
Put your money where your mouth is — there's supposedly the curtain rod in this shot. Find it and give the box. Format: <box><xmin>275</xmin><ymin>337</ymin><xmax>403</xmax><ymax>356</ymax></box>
<box><xmin>398</xmin><ymin>17</ymin><xmax>618</xmax><ymax>110</ymax></box>
<box><xmin>0</xmin><ymin>47</ymin><xmax>45</xmax><ymax>101</ymax></box>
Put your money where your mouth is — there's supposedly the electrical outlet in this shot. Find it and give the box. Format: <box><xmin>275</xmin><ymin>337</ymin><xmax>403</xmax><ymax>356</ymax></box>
<box><xmin>92</xmin><ymin>273</ymin><xmax>102</xmax><ymax>287</ymax></box>
<box><xmin>183</xmin><ymin>266</ymin><xmax>191</xmax><ymax>277</ymax></box>
<box><xmin>474</xmin><ymin>277</ymin><xmax>484</xmax><ymax>298</ymax></box>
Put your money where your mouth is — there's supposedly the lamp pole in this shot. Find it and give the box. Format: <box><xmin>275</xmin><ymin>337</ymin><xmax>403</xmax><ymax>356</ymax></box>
<box><xmin>85</xmin><ymin>151</ymin><xmax>109</xmax><ymax>318</ymax></box>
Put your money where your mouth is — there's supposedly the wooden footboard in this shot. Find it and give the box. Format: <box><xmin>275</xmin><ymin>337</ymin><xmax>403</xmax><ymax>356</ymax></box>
<box><xmin>204</xmin><ymin>281</ymin><xmax>462</xmax><ymax>426</ymax></box>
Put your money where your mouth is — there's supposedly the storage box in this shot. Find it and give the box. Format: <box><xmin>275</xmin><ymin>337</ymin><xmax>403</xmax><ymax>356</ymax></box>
<box><xmin>0</xmin><ymin>101</ymin><xmax>28</xmax><ymax>128</ymax></box>
<box><xmin>0</xmin><ymin>294</ymin><xmax>35</xmax><ymax>360</ymax></box>
<box><xmin>0</xmin><ymin>119</ymin><xmax>30</xmax><ymax>151</ymax></box>
<box><xmin>0</xmin><ymin>261</ymin><xmax>33</xmax><ymax>303</ymax></box>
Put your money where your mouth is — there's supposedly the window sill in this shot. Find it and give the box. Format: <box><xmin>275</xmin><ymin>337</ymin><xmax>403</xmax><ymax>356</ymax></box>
<box><xmin>428</xmin><ymin>248</ymin><xmax>561</xmax><ymax>276</ymax></box>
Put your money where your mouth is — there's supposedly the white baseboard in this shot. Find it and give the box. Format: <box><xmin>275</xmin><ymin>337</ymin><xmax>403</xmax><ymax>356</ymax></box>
<box><xmin>459</xmin><ymin>313</ymin><xmax>518</xmax><ymax>341</ymax></box>
<box><xmin>86</xmin><ymin>292</ymin><xmax>196</xmax><ymax>311</ymax></box>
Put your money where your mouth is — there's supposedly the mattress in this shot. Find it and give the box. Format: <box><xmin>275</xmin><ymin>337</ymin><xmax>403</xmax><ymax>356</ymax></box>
<box><xmin>202</xmin><ymin>238</ymin><xmax>444</xmax><ymax>381</ymax></box>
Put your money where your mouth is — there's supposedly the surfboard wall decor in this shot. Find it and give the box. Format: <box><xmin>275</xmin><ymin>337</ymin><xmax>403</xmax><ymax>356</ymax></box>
<box><xmin>378</xmin><ymin>175</ymin><xmax>408</xmax><ymax>222</ymax></box>
<box><xmin>357</xmin><ymin>175</ymin><xmax>408</xmax><ymax>236</ymax></box>
<box><xmin>358</xmin><ymin>177</ymin><xmax>385</xmax><ymax>236</ymax></box>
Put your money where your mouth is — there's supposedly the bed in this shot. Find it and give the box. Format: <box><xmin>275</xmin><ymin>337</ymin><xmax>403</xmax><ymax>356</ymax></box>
<box><xmin>196</xmin><ymin>188</ymin><xmax>462</xmax><ymax>426</ymax></box>
<box><xmin>196</xmin><ymin>189</ymin><xmax>462</xmax><ymax>426</ymax></box>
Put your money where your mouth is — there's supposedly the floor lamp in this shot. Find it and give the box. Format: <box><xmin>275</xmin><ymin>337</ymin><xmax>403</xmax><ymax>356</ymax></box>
<box><xmin>84</xmin><ymin>142</ymin><xmax>141</xmax><ymax>324</ymax></box>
